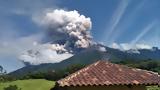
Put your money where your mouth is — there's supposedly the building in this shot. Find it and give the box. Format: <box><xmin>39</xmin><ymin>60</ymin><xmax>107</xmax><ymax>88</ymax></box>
<box><xmin>52</xmin><ymin>60</ymin><xmax>160</xmax><ymax>90</ymax></box>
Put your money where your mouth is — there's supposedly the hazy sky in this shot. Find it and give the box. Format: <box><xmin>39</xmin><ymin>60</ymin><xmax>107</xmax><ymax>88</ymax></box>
<box><xmin>0</xmin><ymin>0</ymin><xmax>160</xmax><ymax>72</ymax></box>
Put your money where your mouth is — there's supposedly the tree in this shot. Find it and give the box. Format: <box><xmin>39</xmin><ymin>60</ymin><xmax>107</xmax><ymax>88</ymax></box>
<box><xmin>0</xmin><ymin>65</ymin><xmax>3</xmax><ymax>73</ymax></box>
<box><xmin>0</xmin><ymin>66</ymin><xmax>15</xmax><ymax>82</ymax></box>
<box><xmin>45</xmin><ymin>64</ymin><xmax>85</xmax><ymax>80</ymax></box>
<box><xmin>0</xmin><ymin>65</ymin><xmax>7</xmax><ymax>75</ymax></box>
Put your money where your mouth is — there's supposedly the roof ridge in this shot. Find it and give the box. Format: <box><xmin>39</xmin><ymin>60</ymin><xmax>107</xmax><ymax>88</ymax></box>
<box><xmin>107</xmin><ymin>62</ymin><xmax>159</xmax><ymax>76</ymax></box>
<box><xmin>57</xmin><ymin>60</ymin><xmax>160</xmax><ymax>87</ymax></box>
<box><xmin>58</xmin><ymin>60</ymin><xmax>103</xmax><ymax>82</ymax></box>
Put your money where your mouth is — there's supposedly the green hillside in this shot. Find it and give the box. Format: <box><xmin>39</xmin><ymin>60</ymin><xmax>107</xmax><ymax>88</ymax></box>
<box><xmin>0</xmin><ymin>79</ymin><xmax>54</xmax><ymax>90</ymax></box>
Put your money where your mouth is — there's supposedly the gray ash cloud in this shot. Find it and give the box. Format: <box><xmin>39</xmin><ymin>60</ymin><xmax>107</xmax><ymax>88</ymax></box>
<box><xmin>19</xmin><ymin>9</ymin><xmax>94</xmax><ymax>65</ymax></box>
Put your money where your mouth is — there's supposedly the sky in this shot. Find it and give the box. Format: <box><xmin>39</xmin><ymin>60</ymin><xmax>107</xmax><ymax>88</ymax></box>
<box><xmin>0</xmin><ymin>0</ymin><xmax>160</xmax><ymax>72</ymax></box>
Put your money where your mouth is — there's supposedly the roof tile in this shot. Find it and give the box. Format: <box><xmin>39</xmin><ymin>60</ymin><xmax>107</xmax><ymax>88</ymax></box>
<box><xmin>57</xmin><ymin>60</ymin><xmax>160</xmax><ymax>87</ymax></box>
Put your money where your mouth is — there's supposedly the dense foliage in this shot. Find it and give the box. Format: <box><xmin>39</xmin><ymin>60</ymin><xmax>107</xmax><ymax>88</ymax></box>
<box><xmin>0</xmin><ymin>65</ymin><xmax>7</xmax><ymax>74</ymax></box>
<box><xmin>0</xmin><ymin>66</ymin><xmax>16</xmax><ymax>82</ymax></box>
<box><xmin>21</xmin><ymin>64</ymin><xmax>86</xmax><ymax>81</ymax></box>
<box><xmin>3</xmin><ymin>85</ymin><xmax>21</xmax><ymax>90</ymax></box>
<box><xmin>114</xmin><ymin>59</ymin><xmax>160</xmax><ymax>74</ymax></box>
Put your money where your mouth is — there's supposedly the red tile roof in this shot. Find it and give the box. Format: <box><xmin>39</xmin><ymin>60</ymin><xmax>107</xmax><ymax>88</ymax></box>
<box><xmin>57</xmin><ymin>60</ymin><xmax>160</xmax><ymax>87</ymax></box>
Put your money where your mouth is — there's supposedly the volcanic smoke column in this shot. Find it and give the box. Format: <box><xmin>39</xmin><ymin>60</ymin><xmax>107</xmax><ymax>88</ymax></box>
<box><xmin>19</xmin><ymin>9</ymin><xmax>92</xmax><ymax>65</ymax></box>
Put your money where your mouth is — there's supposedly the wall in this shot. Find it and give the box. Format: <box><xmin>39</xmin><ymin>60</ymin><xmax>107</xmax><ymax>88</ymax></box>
<box><xmin>54</xmin><ymin>85</ymin><xmax>147</xmax><ymax>90</ymax></box>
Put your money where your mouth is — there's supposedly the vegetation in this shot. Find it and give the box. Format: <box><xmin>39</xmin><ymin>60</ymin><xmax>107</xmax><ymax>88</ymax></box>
<box><xmin>147</xmin><ymin>86</ymin><xmax>160</xmax><ymax>90</ymax></box>
<box><xmin>0</xmin><ymin>79</ymin><xmax>54</xmax><ymax>90</ymax></box>
<box><xmin>0</xmin><ymin>75</ymin><xmax>16</xmax><ymax>83</ymax></box>
<box><xmin>3</xmin><ymin>85</ymin><xmax>21</xmax><ymax>90</ymax></box>
<box><xmin>114</xmin><ymin>59</ymin><xmax>160</xmax><ymax>74</ymax></box>
<box><xmin>0</xmin><ymin>66</ymin><xmax>15</xmax><ymax>83</ymax></box>
<box><xmin>21</xmin><ymin>64</ymin><xmax>85</xmax><ymax>81</ymax></box>
<box><xmin>0</xmin><ymin>65</ymin><xmax>7</xmax><ymax>75</ymax></box>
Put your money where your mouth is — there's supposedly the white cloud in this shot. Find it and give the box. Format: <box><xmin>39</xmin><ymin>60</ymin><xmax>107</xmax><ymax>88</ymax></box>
<box><xmin>0</xmin><ymin>0</ymin><xmax>58</xmax><ymax>58</ymax></box>
<box><xmin>110</xmin><ymin>42</ymin><xmax>152</xmax><ymax>51</ymax></box>
<box><xmin>0</xmin><ymin>0</ymin><xmax>58</xmax><ymax>16</ymax></box>
<box><xmin>98</xmin><ymin>47</ymin><xmax>106</xmax><ymax>52</ymax></box>
<box><xmin>135</xmin><ymin>44</ymin><xmax>152</xmax><ymax>50</ymax></box>
<box><xmin>19</xmin><ymin>44</ymin><xmax>73</xmax><ymax>65</ymax></box>
<box><xmin>111</xmin><ymin>43</ymin><xmax>121</xmax><ymax>49</ymax></box>
<box><xmin>0</xmin><ymin>34</ymin><xmax>43</xmax><ymax>57</ymax></box>
<box><xmin>0</xmin><ymin>33</ymin><xmax>43</xmax><ymax>71</ymax></box>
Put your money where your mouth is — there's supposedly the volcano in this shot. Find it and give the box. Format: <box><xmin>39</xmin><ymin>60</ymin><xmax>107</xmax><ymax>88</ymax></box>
<box><xmin>9</xmin><ymin>44</ymin><xmax>160</xmax><ymax>77</ymax></box>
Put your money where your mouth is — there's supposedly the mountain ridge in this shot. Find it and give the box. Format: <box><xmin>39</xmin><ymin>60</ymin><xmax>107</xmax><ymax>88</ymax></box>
<box><xmin>9</xmin><ymin>45</ymin><xmax>160</xmax><ymax>77</ymax></box>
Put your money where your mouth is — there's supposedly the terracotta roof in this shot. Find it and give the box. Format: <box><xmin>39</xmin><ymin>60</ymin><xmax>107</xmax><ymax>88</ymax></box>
<box><xmin>57</xmin><ymin>60</ymin><xmax>160</xmax><ymax>87</ymax></box>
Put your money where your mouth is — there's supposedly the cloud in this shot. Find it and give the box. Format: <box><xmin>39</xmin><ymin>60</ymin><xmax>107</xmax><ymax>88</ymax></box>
<box><xmin>107</xmin><ymin>0</ymin><xmax>146</xmax><ymax>43</ymax></box>
<box><xmin>0</xmin><ymin>0</ymin><xmax>60</xmax><ymax>69</ymax></box>
<box><xmin>19</xmin><ymin>44</ymin><xmax>73</xmax><ymax>65</ymax></box>
<box><xmin>135</xmin><ymin>44</ymin><xmax>152</xmax><ymax>50</ymax></box>
<box><xmin>19</xmin><ymin>9</ymin><xmax>93</xmax><ymax>65</ymax></box>
<box><xmin>104</xmin><ymin>0</ymin><xmax>130</xmax><ymax>44</ymax></box>
<box><xmin>0</xmin><ymin>0</ymin><xmax>58</xmax><ymax>16</ymax></box>
<box><xmin>111</xmin><ymin>43</ymin><xmax>121</xmax><ymax>50</ymax></box>
<box><xmin>33</xmin><ymin>9</ymin><xmax>92</xmax><ymax>48</ymax></box>
<box><xmin>0</xmin><ymin>33</ymin><xmax>43</xmax><ymax>72</ymax></box>
<box><xmin>109</xmin><ymin>21</ymin><xmax>158</xmax><ymax>51</ymax></box>
<box><xmin>145</xmin><ymin>28</ymin><xmax>160</xmax><ymax>48</ymax></box>
<box><xmin>131</xmin><ymin>21</ymin><xmax>157</xmax><ymax>45</ymax></box>
<box><xmin>0</xmin><ymin>0</ymin><xmax>94</xmax><ymax>66</ymax></box>
<box><xmin>110</xmin><ymin>42</ymin><xmax>152</xmax><ymax>51</ymax></box>
<box><xmin>98</xmin><ymin>47</ymin><xmax>107</xmax><ymax>52</ymax></box>
<box><xmin>0</xmin><ymin>0</ymin><xmax>59</xmax><ymax>58</ymax></box>
<box><xmin>0</xmin><ymin>34</ymin><xmax>43</xmax><ymax>57</ymax></box>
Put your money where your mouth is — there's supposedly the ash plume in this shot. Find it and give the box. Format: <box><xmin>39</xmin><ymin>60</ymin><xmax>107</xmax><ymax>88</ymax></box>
<box><xmin>19</xmin><ymin>9</ymin><xmax>93</xmax><ymax>65</ymax></box>
<box><xmin>38</xmin><ymin>9</ymin><xmax>92</xmax><ymax>49</ymax></box>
